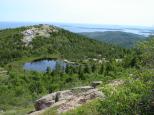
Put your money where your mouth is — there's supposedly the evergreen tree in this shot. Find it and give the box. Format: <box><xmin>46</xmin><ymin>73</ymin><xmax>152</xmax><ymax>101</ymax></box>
<box><xmin>92</xmin><ymin>64</ymin><xmax>99</xmax><ymax>73</ymax></box>
<box><xmin>46</xmin><ymin>66</ymin><xmax>52</xmax><ymax>74</ymax></box>
<box><xmin>100</xmin><ymin>64</ymin><xmax>106</xmax><ymax>74</ymax></box>
<box><xmin>84</xmin><ymin>64</ymin><xmax>92</xmax><ymax>73</ymax></box>
<box><xmin>78</xmin><ymin>65</ymin><xmax>85</xmax><ymax>80</ymax></box>
<box><xmin>65</xmin><ymin>65</ymin><xmax>74</xmax><ymax>74</ymax></box>
<box><xmin>53</xmin><ymin>62</ymin><xmax>62</xmax><ymax>75</ymax></box>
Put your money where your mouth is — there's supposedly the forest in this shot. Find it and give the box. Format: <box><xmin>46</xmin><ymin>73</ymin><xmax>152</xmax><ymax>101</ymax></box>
<box><xmin>80</xmin><ymin>31</ymin><xmax>146</xmax><ymax>48</ymax></box>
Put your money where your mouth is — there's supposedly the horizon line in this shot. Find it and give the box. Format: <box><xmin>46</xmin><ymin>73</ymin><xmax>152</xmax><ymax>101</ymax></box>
<box><xmin>0</xmin><ymin>21</ymin><xmax>153</xmax><ymax>28</ymax></box>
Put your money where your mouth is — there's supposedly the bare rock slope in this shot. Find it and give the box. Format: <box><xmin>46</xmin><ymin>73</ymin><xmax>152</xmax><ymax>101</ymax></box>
<box><xmin>21</xmin><ymin>24</ymin><xmax>58</xmax><ymax>46</ymax></box>
<box><xmin>30</xmin><ymin>81</ymin><xmax>104</xmax><ymax>115</ymax></box>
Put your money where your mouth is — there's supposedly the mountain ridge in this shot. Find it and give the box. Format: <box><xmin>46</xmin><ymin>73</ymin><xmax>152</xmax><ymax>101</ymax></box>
<box><xmin>80</xmin><ymin>31</ymin><xmax>146</xmax><ymax>48</ymax></box>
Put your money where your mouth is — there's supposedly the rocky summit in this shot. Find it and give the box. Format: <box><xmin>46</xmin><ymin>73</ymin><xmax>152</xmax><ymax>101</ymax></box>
<box><xmin>21</xmin><ymin>24</ymin><xmax>58</xmax><ymax>46</ymax></box>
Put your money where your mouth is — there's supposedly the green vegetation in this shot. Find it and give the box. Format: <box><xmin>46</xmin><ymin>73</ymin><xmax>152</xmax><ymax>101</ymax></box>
<box><xmin>0</xmin><ymin>25</ymin><xmax>153</xmax><ymax>115</ymax></box>
<box><xmin>40</xmin><ymin>37</ymin><xmax>154</xmax><ymax>115</ymax></box>
<box><xmin>80</xmin><ymin>31</ymin><xmax>145</xmax><ymax>48</ymax></box>
<box><xmin>63</xmin><ymin>69</ymin><xmax>154</xmax><ymax>115</ymax></box>
<box><xmin>0</xmin><ymin>26</ymin><xmax>125</xmax><ymax>65</ymax></box>
<box><xmin>136</xmin><ymin>38</ymin><xmax>154</xmax><ymax>68</ymax></box>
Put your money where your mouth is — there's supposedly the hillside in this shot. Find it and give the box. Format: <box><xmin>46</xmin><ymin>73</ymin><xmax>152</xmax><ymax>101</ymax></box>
<box><xmin>80</xmin><ymin>31</ymin><xmax>145</xmax><ymax>48</ymax></box>
<box><xmin>32</xmin><ymin>37</ymin><xmax>154</xmax><ymax>115</ymax></box>
<box><xmin>136</xmin><ymin>37</ymin><xmax>154</xmax><ymax>68</ymax></box>
<box><xmin>0</xmin><ymin>25</ymin><xmax>153</xmax><ymax>115</ymax></box>
<box><xmin>0</xmin><ymin>25</ymin><xmax>125</xmax><ymax>65</ymax></box>
<box><xmin>0</xmin><ymin>24</ymin><xmax>127</xmax><ymax>114</ymax></box>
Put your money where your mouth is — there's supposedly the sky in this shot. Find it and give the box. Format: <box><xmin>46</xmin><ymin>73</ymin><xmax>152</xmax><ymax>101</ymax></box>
<box><xmin>1</xmin><ymin>0</ymin><xmax>154</xmax><ymax>26</ymax></box>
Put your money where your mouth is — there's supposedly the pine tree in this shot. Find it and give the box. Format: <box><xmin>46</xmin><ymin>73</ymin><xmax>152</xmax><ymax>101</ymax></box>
<box><xmin>46</xmin><ymin>66</ymin><xmax>52</xmax><ymax>74</ymax></box>
<box><xmin>92</xmin><ymin>64</ymin><xmax>99</xmax><ymax>73</ymax></box>
<box><xmin>84</xmin><ymin>64</ymin><xmax>92</xmax><ymax>73</ymax></box>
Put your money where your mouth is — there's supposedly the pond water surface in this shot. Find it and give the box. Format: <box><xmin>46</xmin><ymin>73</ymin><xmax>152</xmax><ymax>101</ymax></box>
<box><xmin>23</xmin><ymin>59</ymin><xmax>67</xmax><ymax>72</ymax></box>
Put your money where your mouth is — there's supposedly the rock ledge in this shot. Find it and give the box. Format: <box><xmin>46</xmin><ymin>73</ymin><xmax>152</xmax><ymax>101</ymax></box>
<box><xmin>30</xmin><ymin>83</ymin><xmax>104</xmax><ymax>115</ymax></box>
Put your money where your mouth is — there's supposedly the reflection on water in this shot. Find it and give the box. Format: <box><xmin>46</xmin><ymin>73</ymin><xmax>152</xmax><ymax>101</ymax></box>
<box><xmin>23</xmin><ymin>59</ymin><xmax>67</xmax><ymax>72</ymax></box>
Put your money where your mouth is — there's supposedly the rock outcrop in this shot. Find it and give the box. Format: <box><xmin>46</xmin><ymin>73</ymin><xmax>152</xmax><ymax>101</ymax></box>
<box><xmin>21</xmin><ymin>24</ymin><xmax>58</xmax><ymax>46</ymax></box>
<box><xmin>91</xmin><ymin>81</ymin><xmax>102</xmax><ymax>88</ymax></box>
<box><xmin>29</xmin><ymin>80</ymin><xmax>127</xmax><ymax>115</ymax></box>
<box><xmin>30</xmin><ymin>85</ymin><xmax>104</xmax><ymax>115</ymax></box>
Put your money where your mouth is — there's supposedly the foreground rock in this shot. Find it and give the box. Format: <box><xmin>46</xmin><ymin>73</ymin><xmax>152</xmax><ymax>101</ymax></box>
<box><xmin>30</xmin><ymin>86</ymin><xmax>104</xmax><ymax>115</ymax></box>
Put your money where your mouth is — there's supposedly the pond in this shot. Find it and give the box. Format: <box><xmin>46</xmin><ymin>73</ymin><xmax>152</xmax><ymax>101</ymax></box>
<box><xmin>23</xmin><ymin>59</ymin><xmax>68</xmax><ymax>72</ymax></box>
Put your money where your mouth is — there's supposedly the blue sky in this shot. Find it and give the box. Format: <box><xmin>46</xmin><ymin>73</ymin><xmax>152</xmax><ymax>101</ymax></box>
<box><xmin>1</xmin><ymin>0</ymin><xmax>154</xmax><ymax>26</ymax></box>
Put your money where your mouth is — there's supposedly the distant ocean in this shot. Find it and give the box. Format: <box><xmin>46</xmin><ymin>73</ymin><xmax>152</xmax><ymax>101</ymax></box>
<box><xmin>0</xmin><ymin>22</ymin><xmax>154</xmax><ymax>36</ymax></box>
